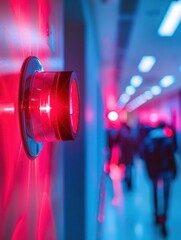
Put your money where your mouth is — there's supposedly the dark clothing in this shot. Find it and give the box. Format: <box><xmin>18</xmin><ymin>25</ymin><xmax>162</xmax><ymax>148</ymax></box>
<box><xmin>143</xmin><ymin>125</ymin><xmax>177</xmax><ymax>225</ymax></box>
<box><xmin>143</xmin><ymin>128</ymin><xmax>176</xmax><ymax>180</ymax></box>
<box><xmin>137</xmin><ymin>124</ymin><xmax>153</xmax><ymax>158</ymax></box>
<box><xmin>153</xmin><ymin>179</ymin><xmax>170</xmax><ymax>219</ymax></box>
<box><xmin>107</xmin><ymin>128</ymin><xmax>121</xmax><ymax>164</ymax></box>
<box><xmin>107</xmin><ymin>128</ymin><xmax>120</xmax><ymax>151</ymax></box>
<box><xmin>119</xmin><ymin>125</ymin><xmax>135</xmax><ymax>189</ymax></box>
<box><xmin>119</xmin><ymin>127</ymin><xmax>135</xmax><ymax>166</ymax></box>
<box><xmin>106</xmin><ymin>125</ymin><xmax>135</xmax><ymax>189</ymax></box>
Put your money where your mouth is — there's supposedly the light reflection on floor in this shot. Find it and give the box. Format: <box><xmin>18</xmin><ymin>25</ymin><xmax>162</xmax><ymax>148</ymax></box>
<box><xmin>101</xmin><ymin>155</ymin><xmax>181</xmax><ymax>240</ymax></box>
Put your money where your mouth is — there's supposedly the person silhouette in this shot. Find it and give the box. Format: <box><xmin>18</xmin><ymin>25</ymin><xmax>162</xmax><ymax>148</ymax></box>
<box><xmin>119</xmin><ymin>123</ymin><xmax>135</xmax><ymax>190</ymax></box>
<box><xmin>143</xmin><ymin>121</ymin><xmax>177</xmax><ymax>237</ymax></box>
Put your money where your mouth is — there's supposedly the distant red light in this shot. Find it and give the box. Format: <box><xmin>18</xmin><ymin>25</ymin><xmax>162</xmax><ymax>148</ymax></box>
<box><xmin>108</xmin><ymin>111</ymin><xmax>118</xmax><ymax>121</ymax></box>
<box><xmin>149</xmin><ymin>113</ymin><xmax>158</xmax><ymax>123</ymax></box>
<box><xmin>164</xmin><ymin>127</ymin><xmax>173</xmax><ymax>137</ymax></box>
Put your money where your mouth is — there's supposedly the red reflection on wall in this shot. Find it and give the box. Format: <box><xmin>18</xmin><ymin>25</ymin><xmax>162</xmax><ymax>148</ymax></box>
<box><xmin>36</xmin><ymin>192</ymin><xmax>56</xmax><ymax>240</ymax></box>
<box><xmin>0</xmin><ymin>0</ymin><xmax>63</xmax><ymax>239</ymax></box>
<box><xmin>11</xmin><ymin>213</ymin><xmax>28</xmax><ymax>240</ymax></box>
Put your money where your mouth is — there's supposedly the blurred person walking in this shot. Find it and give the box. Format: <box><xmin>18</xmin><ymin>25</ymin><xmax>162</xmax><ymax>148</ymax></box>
<box><xmin>143</xmin><ymin>121</ymin><xmax>177</xmax><ymax>237</ymax></box>
<box><xmin>120</xmin><ymin>123</ymin><xmax>136</xmax><ymax>190</ymax></box>
<box><xmin>105</xmin><ymin>124</ymin><xmax>121</xmax><ymax>173</ymax></box>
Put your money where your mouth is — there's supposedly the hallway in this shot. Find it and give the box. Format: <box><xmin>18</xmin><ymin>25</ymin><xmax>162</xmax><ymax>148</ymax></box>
<box><xmin>100</xmin><ymin>156</ymin><xmax>181</xmax><ymax>240</ymax></box>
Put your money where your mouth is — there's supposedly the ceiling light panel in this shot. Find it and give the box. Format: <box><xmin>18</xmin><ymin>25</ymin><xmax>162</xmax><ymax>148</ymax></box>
<box><xmin>130</xmin><ymin>75</ymin><xmax>143</xmax><ymax>87</ymax></box>
<box><xmin>143</xmin><ymin>90</ymin><xmax>153</xmax><ymax>100</ymax></box>
<box><xmin>125</xmin><ymin>85</ymin><xmax>136</xmax><ymax>95</ymax></box>
<box><xmin>118</xmin><ymin>93</ymin><xmax>130</xmax><ymax>105</ymax></box>
<box><xmin>150</xmin><ymin>85</ymin><xmax>162</xmax><ymax>95</ymax></box>
<box><xmin>160</xmin><ymin>75</ymin><xmax>175</xmax><ymax>87</ymax></box>
<box><xmin>138</xmin><ymin>56</ymin><xmax>156</xmax><ymax>72</ymax></box>
<box><xmin>158</xmin><ymin>1</ymin><xmax>181</xmax><ymax>36</ymax></box>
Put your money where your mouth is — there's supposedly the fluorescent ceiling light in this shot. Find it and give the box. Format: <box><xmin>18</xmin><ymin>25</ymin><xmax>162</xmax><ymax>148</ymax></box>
<box><xmin>160</xmin><ymin>75</ymin><xmax>175</xmax><ymax>87</ymax></box>
<box><xmin>130</xmin><ymin>75</ymin><xmax>143</xmax><ymax>87</ymax></box>
<box><xmin>136</xmin><ymin>95</ymin><xmax>147</xmax><ymax>105</ymax></box>
<box><xmin>158</xmin><ymin>1</ymin><xmax>181</xmax><ymax>36</ymax></box>
<box><xmin>125</xmin><ymin>85</ymin><xmax>136</xmax><ymax>95</ymax></box>
<box><xmin>143</xmin><ymin>90</ymin><xmax>153</xmax><ymax>100</ymax></box>
<box><xmin>126</xmin><ymin>95</ymin><xmax>147</xmax><ymax>112</ymax></box>
<box><xmin>138</xmin><ymin>56</ymin><xmax>156</xmax><ymax>72</ymax></box>
<box><xmin>150</xmin><ymin>85</ymin><xmax>162</xmax><ymax>95</ymax></box>
<box><xmin>127</xmin><ymin>90</ymin><xmax>154</xmax><ymax>112</ymax></box>
<box><xmin>118</xmin><ymin>93</ymin><xmax>130</xmax><ymax>104</ymax></box>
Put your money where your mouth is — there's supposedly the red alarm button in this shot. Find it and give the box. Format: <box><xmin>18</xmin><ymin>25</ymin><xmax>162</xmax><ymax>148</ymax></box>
<box><xmin>20</xmin><ymin>57</ymin><xmax>80</xmax><ymax>158</ymax></box>
<box><xmin>29</xmin><ymin>71</ymin><xmax>80</xmax><ymax>142</ymax></box>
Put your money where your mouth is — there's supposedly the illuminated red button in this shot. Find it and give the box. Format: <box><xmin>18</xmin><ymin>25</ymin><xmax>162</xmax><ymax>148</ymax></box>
<box><xmin>29</xmin><ymin>71</ymin><xmax>80</xmax><ymax>142</ymax></box>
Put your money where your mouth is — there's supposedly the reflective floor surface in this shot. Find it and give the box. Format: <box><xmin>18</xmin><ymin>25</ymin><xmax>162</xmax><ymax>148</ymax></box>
<box><xmin>100</xmin><ymin>155</ymin><xmax>181</xmax><ymax>240</ymax></box>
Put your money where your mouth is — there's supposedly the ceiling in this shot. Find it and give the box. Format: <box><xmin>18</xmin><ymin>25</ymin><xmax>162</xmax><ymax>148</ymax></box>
<box><xmin>91</xmin><ymin>0</ymin><xmax>181</xmax><ymax>111</ymax></box>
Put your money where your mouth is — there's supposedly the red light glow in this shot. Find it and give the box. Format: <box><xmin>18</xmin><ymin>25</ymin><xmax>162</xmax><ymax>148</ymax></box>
<box><xmin>0</xmin><ymin>0</ymin><xmax>64</xmax><ymax>238</ymax></box>
<box><xmin>109</xmin><ymin>163</ymin><xmax>125</xmax><ymax>206</ymax></box>
<box><xmin>70</xmin><ymin>79</ymin><xmax>80</xmax><ymax>134</ymax></box>
<box><xmin>149</xmin><ymin>113</ymin><xmax>158</xmax><ymax>123</ymax></box>
<box><xmin>39</xmin><ymin>104</ymin><xmax>51</xmax><ymax>113</ymax></box>
<box><xmin>36</xmin><ymin>192</ymin><xmax>56</xmax><ymax>240</ymax></box>
<box><xmin>28</xmin><ymin>71</ymin><xmax>80</xmax><ymax>142</ymax></box>
<box><xmin>29</xmin><ymin>72</ymin><xmax>58</xmax><ymax>142</ymax></box>
<box><xmin>0</xmin><ymin>104</ymin><xmax>15</xmax><ymax>113</ymax></box>
<box><xmin>164</xmin><ymin>126</ymin><xmax>173</xmax><ymax>137</ymax></box>
<box><xmin>105</xmin><ymin>145</ymin><xmax>125</xmax><ymax>206</ymax></box>
<box><xmin>3</xmin><ymin>107</ymin><xmax>15</xmax><ymax>112</ymax></box>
